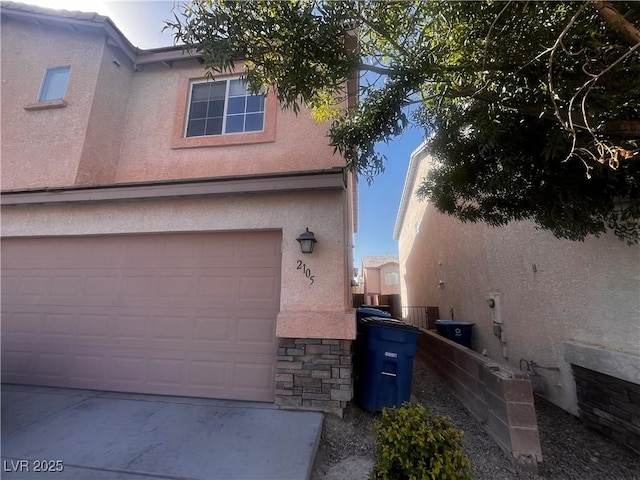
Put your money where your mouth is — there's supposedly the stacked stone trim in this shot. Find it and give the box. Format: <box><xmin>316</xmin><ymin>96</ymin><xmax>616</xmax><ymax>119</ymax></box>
<box><xmin>573</xmin><ymin>365</ymin><xmax>640</xmax><ymax>454</ymax></box>
<box><xmin>275</xmin><ymin>338</ymin><xmax>352</xmax><ymax>416</ymax></box>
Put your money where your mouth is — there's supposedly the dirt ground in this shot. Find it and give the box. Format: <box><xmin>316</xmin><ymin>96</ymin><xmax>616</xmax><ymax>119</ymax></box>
<box><xmin>309</xmin><ymin>403</ymin><xmax>376</xmax><ymax>480</ymax></box>
<box><xmin>310</xmin><ymin>357</ymin><xmax>640</xmax><ymax>480</ymax></box>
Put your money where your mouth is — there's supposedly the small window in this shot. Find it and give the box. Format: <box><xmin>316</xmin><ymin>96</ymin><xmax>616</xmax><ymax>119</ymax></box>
<box><xmin>39</xmin><ymin>66</ymin><xmax>71</xmax><ymax>102</ymax></box>
<box><xmin>385</xmin><ymin>272</ymin><xmax>400</xmax><ymax>285</ymax></box>
<box><xmin>185</xmin><ymin>78</ymin><xmax>265</xmax><ymax>138</ymax></box>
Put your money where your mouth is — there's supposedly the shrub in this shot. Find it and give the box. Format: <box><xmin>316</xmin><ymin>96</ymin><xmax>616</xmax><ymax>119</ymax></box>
<box><xmin>370</xmin><ymin>402</ymin><xmax>473</xmax><ymax>480</ymax></box>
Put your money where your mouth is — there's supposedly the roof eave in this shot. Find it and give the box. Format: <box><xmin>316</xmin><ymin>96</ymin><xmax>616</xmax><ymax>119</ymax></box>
<box><xmin>0</xmin><ymin>2</ymin><xmax>202</xmax><ymax>67</ymax></box>
<box><xmin>0</xmin><ymin>168</ymin><xmax>347</xmax><ymax>206</ymax></box>
<box><xmin>392</xmin><ymin>140</ymin><xmax>430</xmax><ymax>240</ymax></box>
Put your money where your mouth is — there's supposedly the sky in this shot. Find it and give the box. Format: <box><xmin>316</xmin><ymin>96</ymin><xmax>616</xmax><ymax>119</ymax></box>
<box><xmin>17</xmin><ymin>0</ymin><xmax>427</xmax><ymax>271</ymax></box>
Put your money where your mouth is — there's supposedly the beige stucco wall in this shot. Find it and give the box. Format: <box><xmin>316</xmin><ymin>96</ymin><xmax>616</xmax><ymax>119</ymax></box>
<box><xmin>398</xmin><ymin>152</ymin><xmax>432</xmax><ymax>306</ymax></box>
<box><xmin>114</xmin><ymin>61</ymin><xmax>342</xmax><ymax>183</ymax></box>
<box><xmin>364</xmin><ymin>267</ymin><xmax>381</xmax><ymax>296</ymax></box>
<box><xmin>2</xmin><ymin>18</ymin><xmax>344</xmax><ymax>190</ymax></box>
<box><xmin>398</xmin><ymin>152</ymin><xmax>640</xmax><ymax>414</ymax></box>
<box><xmin>1</xmin><ymin>19</ymin><xmax>104</xmax><ymax>189</ymax></box>
<box><xmin>1</xmin><ymin>11</ymin><xmax>355</xmax><ymax>342</ymax></box>
<box><xmin>1</xmin><ymin>189</ymin><xmax>355</xmax><ymax>340</ymax></box>
<box><xmin>75</xmin><ymin>43</ymin><xmax>134</xmax><ymax>185</ymax></box>
<box><xmin>344</xmin><ymin>172</ymin><xmax>356</xmax><ymax>309</ymax></box>
<box><xmin>379</xmin><ymin>263</ymin><xmax>400</xmax><ymax>295</ymax></box>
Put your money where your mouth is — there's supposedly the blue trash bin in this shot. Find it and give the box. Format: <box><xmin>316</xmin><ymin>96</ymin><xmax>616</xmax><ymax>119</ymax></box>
<box><xmin>435</xmin><ymin>320</ymin><xmax>475</xmax><ymax>348</ymax></box>
<box><xmin>356</xmin><ymin>307</ymin><xmax>391</xmax><ymax>324</ymax></box>
<box><xmin>356</xmin><ymin>317</ymin><xmax>420</xmax><ymax>412</ymax></box>
<box><xmin>353</xmin><ymin>308</ymin><xmax>392</xmax><ymax>399</ymax></box>
<box><xmin>354</xmin><ymin>309</ymin><xmax>392</xmax><ymax>371</ymax></box>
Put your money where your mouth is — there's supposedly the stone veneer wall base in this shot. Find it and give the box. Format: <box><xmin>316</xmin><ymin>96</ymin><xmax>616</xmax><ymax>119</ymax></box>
<box><xmin>563</xmin><ymin>341</ymin><xmax>640</xmax><ymax>454</ymax></box>
<box><xmin>275</xmin><ymin>338</ymin><xmax>352</xmax><ymax>417</ymax></box>
<box><xmin>572</xmin><ymin>365</ymin><xmax>640</xmax><ymax>454</ymax></box>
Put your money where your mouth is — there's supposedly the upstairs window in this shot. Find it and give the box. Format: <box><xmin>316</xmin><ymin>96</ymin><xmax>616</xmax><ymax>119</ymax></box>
<box><xmin>39</xmin><ymin>66</ymin><xmax>71</xmax><ymax>102</ymax></box>
<box><xmin>385</xmin><ymin>271</ymin><xmax>400</xmax><ymax>285</ymax></box>
<box><xmin>186</xmin><ymin>78</ymin><xmax>265</xmax><ymax>138</ymax></box>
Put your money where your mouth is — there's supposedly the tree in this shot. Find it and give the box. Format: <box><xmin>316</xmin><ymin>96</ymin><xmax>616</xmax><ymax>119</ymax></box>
<box><xmin>166</xmin><ymin>1</ymin><xmax>640</xmax><ymax>243</ymax></box>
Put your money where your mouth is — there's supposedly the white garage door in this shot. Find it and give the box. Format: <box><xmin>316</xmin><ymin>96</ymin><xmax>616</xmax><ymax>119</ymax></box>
<box><xmin>1</xmin><ymin>231</ymin><xmax>281</xmax><ymax>402</ymax></box>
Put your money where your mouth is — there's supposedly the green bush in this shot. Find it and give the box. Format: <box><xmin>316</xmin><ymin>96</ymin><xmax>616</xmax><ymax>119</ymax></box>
<box><xmin>370</xmin><ymin>402</ymin><xmax>473</xmax><ymax>480</ymax></box>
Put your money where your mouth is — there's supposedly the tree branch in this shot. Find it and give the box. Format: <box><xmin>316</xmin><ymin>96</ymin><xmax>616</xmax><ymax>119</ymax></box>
<box><xmin>357</xmin><ymin>62</ymin><xmax>397</xmax><ymax>76</ymax></box>
<box><xmin>548</xmin><ymin>2</ymin><xmax>591</xmax><ymax>131</ymax></box>
<box><xmin>592</xmin><ymin>1</ymin><xmax>640</xmax><ymax>47</ymax></box>
<box><xmin>354</xmin><ymin>8</ymin><xmax>413</xmax><ymax>60</ymax></box>
<box><xmin>482</xmin><ymin>1</ymin><xmax>513</xmax><ymax>69</ymax></box>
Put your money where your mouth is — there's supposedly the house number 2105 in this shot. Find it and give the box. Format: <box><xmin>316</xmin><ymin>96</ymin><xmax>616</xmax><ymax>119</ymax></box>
<box><xmin>296</xmin><ymin>260</ymin><xmax>315</xmax><ymax>285</ymax></box>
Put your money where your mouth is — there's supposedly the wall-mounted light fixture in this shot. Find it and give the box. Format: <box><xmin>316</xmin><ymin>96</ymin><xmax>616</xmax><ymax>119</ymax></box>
<box><xmin>296</xmin><ymin>228</ymin><xmax>317</xmax><ymax>254</ymax></box>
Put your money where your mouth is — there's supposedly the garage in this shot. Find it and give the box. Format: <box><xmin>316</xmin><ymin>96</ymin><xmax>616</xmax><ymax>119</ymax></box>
<box><xmin>1</xmin><ymin>231</ymin><xmax>281</xmax><ymax>402</ymax></box>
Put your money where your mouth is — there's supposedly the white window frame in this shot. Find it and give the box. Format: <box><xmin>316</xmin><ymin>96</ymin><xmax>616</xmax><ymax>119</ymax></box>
<box><xmin>38</xmin><ymin>66</ymin><xmax>71</xmax><ymax>102</ymax></box>
<box><xmin>184</xmin><ymin>77</ymin><xmax>265</xmax><ymax>138</ymax></box>
<box><xmin>385</xmin><ymin>271</ymin><xmax>400</xmax><ymax>285</ymax></box>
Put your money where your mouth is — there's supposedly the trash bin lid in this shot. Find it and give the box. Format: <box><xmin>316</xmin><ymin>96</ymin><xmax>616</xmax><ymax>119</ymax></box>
<box><xmin>435</xmin><ymin>320</ymin><xmax>475</xmax><ymax>327</ymax></box>
<box><xmin>356</xmin><ymin>307</ymin><xmax>391</xmax><ymax>318</ymax></box>
<box><xmin>361</xmin><ymin>316</ymin><xmax>420</xmax><ymax>332</ymax></box>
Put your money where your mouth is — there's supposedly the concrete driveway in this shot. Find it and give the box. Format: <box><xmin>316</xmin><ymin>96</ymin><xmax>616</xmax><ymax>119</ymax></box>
<box><xmin>1</xmin><ymin>384</ymin><xmax>323</xmax><ymax>480</ymax></box>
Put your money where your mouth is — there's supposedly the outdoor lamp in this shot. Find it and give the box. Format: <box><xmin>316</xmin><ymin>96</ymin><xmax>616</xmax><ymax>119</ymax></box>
<box><xmin>296</xmin><ymin>228</ymin><xmax>317</xmax><ymax>254</ymax></box>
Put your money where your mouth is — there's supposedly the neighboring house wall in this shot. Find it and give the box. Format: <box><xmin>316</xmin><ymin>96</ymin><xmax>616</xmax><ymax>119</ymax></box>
<box><xmin>397</xmin><ymin>147</ymin><xmax>431</xmax><ymax>308</ymax></box>
<box><xmin>364</xmin><ymin>267</ymin><xmax>381</xmax><ymax>296</ymax></box>
<box><xmin>395</xmin><ymin>143</ymin><xmax>640</xmax><ymax>449</ymax></box>
<box><xmin>379</xmin><ymin>263</ymin><xmax>400</xmax><ymax>295</ymax></box>
<box><xmin>361</xmin><ymin>257</ymin><xmax>400</xmax><ymax>301</ymax></box>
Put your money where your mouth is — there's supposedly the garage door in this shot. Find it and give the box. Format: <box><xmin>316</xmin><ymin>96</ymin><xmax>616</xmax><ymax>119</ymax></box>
<box><xmin>1</xmin><ymin>231</ymin><xmax>281</xmax><ymax>402</ymax></box>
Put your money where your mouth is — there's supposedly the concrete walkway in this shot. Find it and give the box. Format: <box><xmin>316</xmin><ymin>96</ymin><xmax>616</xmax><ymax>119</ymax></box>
<box><xmin>1</xmin><ymin>384</ymin><xmax>323</xmax><ymax>480</ymax></box>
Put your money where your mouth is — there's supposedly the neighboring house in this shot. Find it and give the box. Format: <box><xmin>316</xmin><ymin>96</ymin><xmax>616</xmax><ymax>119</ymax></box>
<box><xmin>394</xmin><ymin>141</ymin><xmax>640</xmax><ymax>452</ymax></box>
<box><xmin>351</xmin><ymin>268</ymin><xmax>363</xmax><ymax>294</ymax></box>
<box><xmin>361</xmin><ymin>256</ymin><xmax>400</xmax><ymax>305</ymax></box>
<box><xmin>0</xmin><ymin>3</ymin><xmax>357</xmax><ymax>415</ymax></box>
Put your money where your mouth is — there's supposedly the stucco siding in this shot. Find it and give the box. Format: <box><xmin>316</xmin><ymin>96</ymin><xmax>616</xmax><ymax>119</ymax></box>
<box><xmin>364</xmin><ymin>267</ymin><xmax>381</xmax><ymax>295</ymax></box>
<box><xmin>114</xmin><ymin>61</ymin><xmax>342</xmax><ymax>183</ymax></box>
<box><xmin>1</xmin><ymin>19</ymin><xmax>103</xmax><ymax>189</ymax></box>
<box><xmin>398</xmin><ymin>153</ymin><xmax>432</xmax><ymax>306</ymax></box>
<box><xmin>76</xmin><ymin>43</ymin><xmax>134</xmax><ymax>185</ymax></box>
<box><xmin>398</xmin><ymin>152</ymin><xmax>640</xmax><ymax>414</ymax></box>
<box><xmin>379</xmin><ymin>263</ymin><xmax>400</xmax><ymax>295</ymax></box>
<box><xmin>1</xmin><ymin>3</ymin><xmax>356</xmax><ymax>413</ymax></box>
<box><xmin>2</xmin><ymin>18</ymin><xmax>344</xmax><ymax>190</ymax></box>
<box><xmin>344</xmin><ymin>172</ymin><xmax>356</xmax><ymax>308</ymax></box>
<box><xmin>2</xmin><ymin>189</ymin><xmax>354</xmax><ymax>339</ymax></box>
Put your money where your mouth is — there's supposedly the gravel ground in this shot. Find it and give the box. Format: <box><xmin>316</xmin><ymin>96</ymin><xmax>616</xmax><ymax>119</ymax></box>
<box><xmin>311</xmin><ymin>357</ymin><xmax>640</xmax><ymax>480</ymax></box>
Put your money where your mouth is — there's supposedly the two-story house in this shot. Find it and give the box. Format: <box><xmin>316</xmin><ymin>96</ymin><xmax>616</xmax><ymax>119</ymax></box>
<box><xmin>394</xmin><ymin>141</ymin><xmax>640</xmax><ymax>453</ymax></box>
<box><xmin>0</xmin><ymin>2</ymin><xmax>357</xmax><ymax>415</ymax></box>
<box><xmin>361</xmin><ymin>256</ymin><xmax>400</xmax><ymax>305</ymax></box>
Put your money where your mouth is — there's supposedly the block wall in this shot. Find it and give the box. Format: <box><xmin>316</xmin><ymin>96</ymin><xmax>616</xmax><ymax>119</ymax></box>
<box><xmin>417</xmin><ymin>329</ymin><xmax>542</xmax><ymax>472</ymax></box>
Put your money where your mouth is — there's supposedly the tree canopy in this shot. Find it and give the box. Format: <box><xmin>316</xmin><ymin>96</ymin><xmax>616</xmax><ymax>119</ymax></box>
<box><xmin>166</xmin><ymin>1</ymin><xmax>640</xmax><ymax>243</ymax></box>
